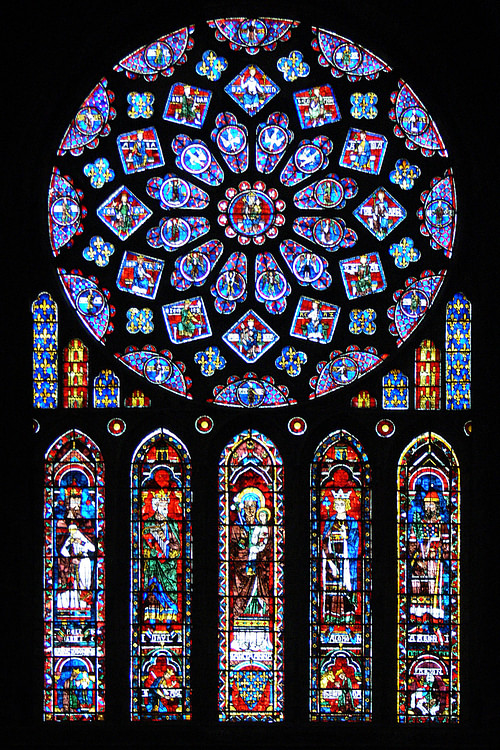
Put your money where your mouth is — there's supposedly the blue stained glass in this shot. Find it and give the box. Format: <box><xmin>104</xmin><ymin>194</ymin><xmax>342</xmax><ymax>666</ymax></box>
<box><xmin>196</xmin><ymin>49</ymin><xmax>228</xmax><ymax>81</ymax></box>
<box><xmin>46</xmin><ymin>16</ymin><xmax>460</xmax><ymax>410</ymax></box>
<box><xmin>211</xmin><ymin>112</ymin><xmax>249</xmax><ymax>173</ymax></box>
<box><xmin>293</xmin><ymin>84</ymin><xmax>340</xmax><ymax>128</ymax></box>
<box><xmin>224</xmin><ymin>65</ymin><xmax>279</xmax><ymax>117</ymax></box>
<box><xmin>277</xmin><ymin>50</ymin><xmax>310</xmax><ymax>82</ymax></box>
<box><xmin>171</xmin><ymin>240</ymin><xmax>223</xmax><ymax>291</ymax></box>
<box><xmin>163</xmin><ymin>83</ymin><xmax>212</xmax><ymax>128</ymax></box>
<box><xmin>280</xmin><ymin>136</ymin><xmax>333</xmax><ymax>186</ymax></box>
<box><xmin>254</xmin><ymin>252</ymin><xmax>291</xmax><ymax>313</ymax></box>
<box><xmin>172</xmin><ymin>135</ymin><xmax>224</xmax><ymax>185</ymax></box>
<box><xmin>33</xmin><ymin>292</ymin><xmax>58</xmax><ymax>408</ymax></box>
<box><xmin>382</xmin><ymin>370</ymin><xmax>409</xmax><ymax>409</ymax></box>
<box><xmin>256</xmin><ymin>113</ymin><xmax>294</xmax><ymax>174</ymax></box>
<box><xmin>210</xmin><ymin>252</ymin><xmax>247</xmax><ymax>314</ymax></box>
<box><xmin>93</xmin><ymin>370</ymin><xmax>120</xmax><ymax>407</ymax></box>
<box><xmin>445</xmin><ymin>293</ymin><xmax>471</xmax><ymax>409</ymax></box>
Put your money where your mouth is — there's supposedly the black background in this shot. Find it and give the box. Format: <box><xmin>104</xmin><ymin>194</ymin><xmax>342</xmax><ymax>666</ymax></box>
<box><xmin>5</xmin><ymin>0</ymin><xmax>496</xmax><ymax>748</ymax></box>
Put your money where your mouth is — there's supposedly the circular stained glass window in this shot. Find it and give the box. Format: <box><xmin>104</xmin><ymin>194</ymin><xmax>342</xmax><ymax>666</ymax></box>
<box><xmin>48</xmin><ymin>17</ymin><xmax>456</xmax><ymax>408</ymax></box>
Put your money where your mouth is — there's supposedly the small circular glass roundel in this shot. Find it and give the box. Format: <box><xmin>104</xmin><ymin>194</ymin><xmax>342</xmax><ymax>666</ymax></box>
<box><xmin>107</xmin><ymin>418</ymin><xmax>126</xmax><ymax>436</ymax></box>
<box><xmin>160</xmin><ymin>177</ymin><xmax>191</xmax><ymax>208</ymax></box>
<box><xmin>375</xmin><ymin>418</ymin><xmax>395</xmax><ymax>438</ymax></box>
<box><xmin>195</xmin><ymin>415</ymin><xmax>214</xmax><ymax>433</ymax></box>
<box><xmin>288</xmin><ymin>417</ymin><xmax>307</xmax><ymax>435</ymax></box>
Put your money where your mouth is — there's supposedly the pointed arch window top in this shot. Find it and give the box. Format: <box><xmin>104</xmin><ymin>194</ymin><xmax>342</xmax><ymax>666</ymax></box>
<box><xmin>130</xmin><ymin>428</ymin><xmax>192</xmax><ymax>720</ymax></box>
<box><xmin>43</xmin><ymin>430</ymin><xmax>105</xmax><ymax>721</ymax></box>
<box><xmin>218</xmin><ymin>430</ymin><xmax>284</xmax><ymax>721</ymax></box>
<box><xmin>397</xmin><ymin>432</ymin><xmax>460</xmax><ymax>723</ymax></box>
<box><xmin>310</xmin><ymin>429</ymin><xmax>372</xmax><ymax>721</ymax></box>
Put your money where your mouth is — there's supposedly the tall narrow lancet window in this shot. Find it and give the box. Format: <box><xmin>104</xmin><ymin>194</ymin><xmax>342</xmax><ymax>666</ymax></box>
<box><xmin>43</xmin><ymin>429</ymin><xmax>105</xmax><ymax>720</ymax></box>
<box><xmin>310</xmin><ymin>430</ymin><xmax>372</xmax><ymax>721</ymax></box>
<box><xmin>397</xmin><ymin>432</ymin><xmax>460</xmax><ymax>722</ymax></box>
<box><xmin>415</xmin><ymin>340</ymin><xmax>441</xmax><ymax>410</ymax></box>
<box><xmin>130</xmin><ymin>429</ymin><xmax>192</xmax><ymax>720</ymax></box>
<box><xmin>445</xmin><ymin>293</ymin><xmax>471</xmax><ymax>410</ymax></box>
<box><xmin>33</xmin><ymin>292</ymin><xmax>58</xmax><ymax>408</ymax></box>
<box><xmin>63</xmin><ymin>339</ymin><xmax>89</xmax><ymax>408</ymax></box>
<box><xmin>218</xmin><ymin>430</ymin><xmax>284</xmax><ymax>721</ymax></box>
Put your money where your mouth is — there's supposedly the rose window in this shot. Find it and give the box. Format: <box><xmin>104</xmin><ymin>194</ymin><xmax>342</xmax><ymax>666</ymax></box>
<box><xmin>48</xmin><ymin>18</ymin><xmax>456</xmax><ymax>408</ymax></box>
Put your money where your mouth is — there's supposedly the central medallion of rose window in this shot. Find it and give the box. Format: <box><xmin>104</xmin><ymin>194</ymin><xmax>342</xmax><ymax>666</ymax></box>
<box><xmin>218</xmin><ymin>180</ymin><xmax>285</xmax><ymax>245</ymax></box>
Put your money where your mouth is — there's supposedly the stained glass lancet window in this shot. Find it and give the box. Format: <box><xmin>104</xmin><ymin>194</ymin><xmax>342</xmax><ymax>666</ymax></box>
<box><xmin>33</xmin><ymin>292</ymin><xmax>58</xmax><ymax>408</ymax></box>
<box><xmin>445</xmin><ymin>293</ymin><xmax>471</xmax><ymax>410</ymax></box>
<box><xmin>397</xmin><ymin>432</ymin><xmax>460</xmax><ymax>722</ymax></box>
<box><xmin>218</xmin><ymin>430</ymin><xmax>284</xmax><ymax>721</ymax></box>
<box><xmin>310</xmin><ymin>430</ymin><xmax>372</xmax><ymax>721</ymax></box>
<box><xmin>415</xmin><ymin>340</ymin><xmax>441</xmax><ymax>410</ymax></box>
<box><xmin>130</xmin><ymin>428</ymin><xmax>192</xmax><ymax>720</ymax></box>
<box><xmin>382</xmin><ymin>370</ymin><xmax>409</xmax><ymax>410</ymax></box>
<box><xmin>63</xmin><ymin>339</ymin><xmax>89</xmax><ymax>408</ymax></box>
<box><xmin>43</xmin><ymin>429</ymin><xmax>105</xmax><ymax>720</ymax></box>
<box><xmin>93</xmin><ymin>369</ymin><xmax>120</xmax><ymax>408</ymax></box>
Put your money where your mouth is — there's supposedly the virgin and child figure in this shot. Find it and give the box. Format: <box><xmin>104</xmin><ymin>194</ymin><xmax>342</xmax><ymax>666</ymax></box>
<box><xmin>230</xmin><ymin>488</ymin><xmax>272</xmax><ymax>618</ymax></box>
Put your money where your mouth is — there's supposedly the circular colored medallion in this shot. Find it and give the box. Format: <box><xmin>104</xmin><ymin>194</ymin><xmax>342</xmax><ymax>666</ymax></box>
<box><xmin>292</xmin><ymin>252</ymin><xmax>324</xmax><ymax>283</ymax></box>
<box><xmin>330</xmin><ymin>355</ymin><xmax>358</xmax><ymax>385</ymax></box>
<box><xmin>426</xmin><ymin>199</ymin><xmax>453</xmax><ymax>227</ymax></box>
<box><xmin>195</xmin><ymin>415</ymin><xmax>214</xmax><ymax>433</ymax></box>
<box><xmin>314</xmin><ymin>178</ymin><xmax>344</xmax><ymax>208</ymax></box>
<box><xmin>400</xmin><ymin>289</ymin><xmax>429</xmax><ymax>318</ymax></box>
<box><xmin>76</xmin><ymin>288</ymin><xmax>105</xmax><ymax>316</ymax></box>
<box><xmin>376</xmin><ymin>418</ymin><xmax>395</xmax><ymax>438</ymax></box>
<box><xmin>228</xmin><ymin>189</ymin><xmax>275</xmax><ymax>237</ymax></box>
<box><xmin>238</xmin><ymin>18</ymin><xmax>267</xmax><ymax>46</ymax></box>
<box><xmin>145</xmin><ymin>41</ymin><xmax>173</xmax><ymax>69</ymax></box>
<box><xmin>180</xmin><ymin>143</ymin><xmax>211</xmax><ymax>174</ymax></box>
<box><xmin>143</xmin><ymin>356</ymin><xmax>172</xmax><ymax>384</ymax></box>
<box><xmin>313</xmin><ymin>217</ymin><xmax>343</xmax><ymax>247</ymax></box>
<box><xmin>217</xmin><ymin>125</ymin><xmax>246</xmax><ymax>155</ymax></box>
<box><xmin>216</xmin><ymin>270</ymin><xmax>246</xmax><ymax>300</ymax></box>
<box><xmin>294</xmin><ymin>143</ymin><xmax>323</xmax><ymax>172</ymax></box>
<box><xmin>255</xmin><ymin>270</ymin><xmax>287</xmax><ymax>301</ymax></box>
<box><xmin>159</xmin><ymin>176</ymin><xmax>191</xmax><ymax>208</ymax></box>
<box><xmin>50</xmin><ymin>196</ymin><xmax>80</xmax><ymax>226</ymax></box>
<box><xmin>75</xmin><ymin>106</ymin><xmax>104</xmax><ymax>135</ymax></box>
<box><xmin>334</xmin><ymin>43</ymin><xmax>362</xmax><ymax>72</ymax></box>
<box><xmin>288</xmin><ymin>417</ymin><xmax>307</xmax><ymax>435</ymax></box>
<box><xmin>236</xmin><ymin>379</ymin><xmax>266</xmax><ymax>407</ymax></box>
<box><xmin>160</xmin><ymin>217</ymin><xmax>192</xmax><ymax>247</ymax></box>
<box><xmin>400</xmin><ymin>106</ymin><xmax>430</xmax><ymax>136</ymax></box>
<box><xmin>107</xmin><ymin>418</ymin><xmax>126</xmax><ymax>436</ymax></box>
<box><xmin>258</xmin><ymin>124</ymin><xmax>288</xmax><ymax>154</ymax></box>
<box><xmin>179</xmin><ymin>252</ymin><xmax>211</xmax><ymax>283</ymax></box>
